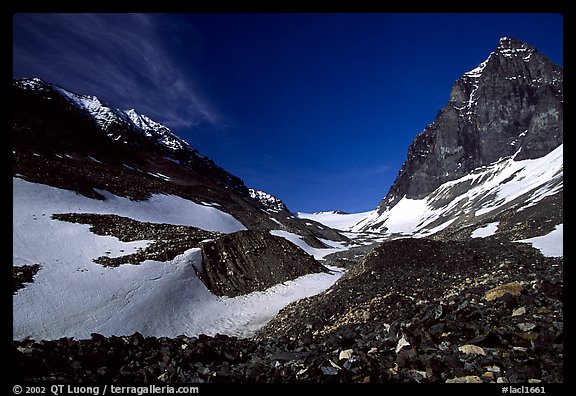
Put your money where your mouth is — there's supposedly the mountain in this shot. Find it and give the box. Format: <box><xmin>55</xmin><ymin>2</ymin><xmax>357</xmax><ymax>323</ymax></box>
<box><xmin>12</xmin><ymin>77</ymin><xmax>350</xmax><ymax>340</ymax></box>
<box><xmin>355</xmin><ymin>37</ymin><xmax>563</xmax><ymax>242</ymax></box>
<box><xmin>253</xmin><ymin>38</ymin><xmax>562</xmax><ymax>384</ymax></box>
<box><xmin>13</xmin><ymin>77</ymin><xmax>347</xmax><ymax>243</ymax></box>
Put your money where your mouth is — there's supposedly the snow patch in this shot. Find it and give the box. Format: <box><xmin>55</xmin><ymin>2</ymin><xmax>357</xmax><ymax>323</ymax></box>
<box><xmin>13</xmin><ymin>179</ymin><xmax>342</xmax><ymax>340</ymax></box>
<box><xmin>270</xmin><ymin>230</ymin><xmax>348</xmax><ymax>260</ymax></box>
<box><xmin>13</xmin><ymin>177</ymin><xmax>246</xmax><ymax>233</ymax></box>
<box><xmin>516</xmin><ymin>224</ymin><xmax>563</xmax><ymax>257</ymax></box>
<box><xmin>297</xmin><ymin>211</ymin><xmax>374</xmax><ymax>231</ymax></box>
<box><xmin>13</xmin><ymin>244</ymin><xmax>343</xmax><ymax>340</ymax></box>
<box><xmin>471</xmin><ymin>222</ymin><xmax>500</xmax><ymax>238</ymax></box>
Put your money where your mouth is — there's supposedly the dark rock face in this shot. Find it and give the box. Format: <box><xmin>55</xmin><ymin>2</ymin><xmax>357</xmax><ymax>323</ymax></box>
<box><xmin>380</xmin><ymin>37</ymin><xmax>562</xmax><ymax>210</ymax></box>
<box><xmin>12</xmin><ymin>78</ymin><xmax>247</xmax><ymax>198</ymax></box>
<box><xmin>200</xmin><ymin>231</ymin><xmax>329</xmax><ymax>297</ymax></box>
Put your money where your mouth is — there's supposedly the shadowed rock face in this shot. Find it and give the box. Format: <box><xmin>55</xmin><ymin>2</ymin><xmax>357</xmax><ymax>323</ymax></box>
<box><xmin>380</xmin><ymin>37</ymin><xmax>562</xmax><ymax>210</ymax></box>
<box><xmin>199</xmin><ymin>230</ymin><xmax>329</xmax><ymax>297</ymax></box>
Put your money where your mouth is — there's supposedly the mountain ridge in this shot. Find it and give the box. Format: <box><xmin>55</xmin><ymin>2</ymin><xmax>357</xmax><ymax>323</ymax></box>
<box><xmin>376</xmin><ymin>36</ymin><xmax>562</xmax><ymax>211</ymax></box>
<box><xmin>356</xmin><ymin>37</ymin><xmax>562</xmax><ymax>240</ymax></box>
<box><xmin>12</xmin><ymin>77</ymin><xmax>348</xmax><ymax>246</ymax></box>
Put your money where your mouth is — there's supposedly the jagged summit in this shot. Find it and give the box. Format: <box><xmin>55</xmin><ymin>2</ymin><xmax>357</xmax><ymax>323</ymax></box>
<box><xmin>376</xmin><ymin>37</ymin><xmax>562</xmax><ymax>211</ymax></box>
<box><xmin>356</xmin><ymin>38</ymin><xmax>562</xmax><ymax>238</ymax></box>
<box><xmin>497</xmin><ymin>36</ymin><xmax>535</xmax><ymax>51</ymax></box>
<box><xmin>463</xmin><ymin>37</ymin><xmax>537</xmax><ymax>79</ymax></box>
<box><xmin>15</xmin><ymin>77</ymin><xmax>192</xmax><ymax>153</ymax></box>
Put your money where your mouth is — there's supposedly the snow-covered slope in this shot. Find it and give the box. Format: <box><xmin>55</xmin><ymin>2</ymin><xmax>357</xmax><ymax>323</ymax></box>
<box><xmin>13</xmin><ymin>177</ymin><xmax>246</xmax><ymax>234</ymax></box>
<box><xmin>13</xmin><ymin>178</ymin><xmax>342</xmax><ymax>341</ymax></box>
<box><xmin>351</xmin><ymin>144</ymin><xmax>562</xmax><ymax>255</ymax></box>
<box><xmin>297</xmin><ymin>211</ymin><xmax>374</xmax><ymax>232</ymax></box>
<box><xmin>13</xmin><ymin>77</ymin><xmax>348</xmax><ymax>243</ymax></box>
<box><xmin>295</xmin><ymin>146</ymin><xmax>562</xmax><ymax>260</ymax></box>
<box><xmin>16</xmin><ymin>78</ymin><xmax>190</xmax><ymax>152</ymax></box>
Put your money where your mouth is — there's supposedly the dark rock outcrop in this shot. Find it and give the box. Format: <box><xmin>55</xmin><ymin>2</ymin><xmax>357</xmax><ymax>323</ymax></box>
<box><xmin>379</xmin><ymin>37</ymin><xmax>562</xmax><ymax>211</ymax></box>
<box><xmin>51</xmin><ymin>213</ymin><xmax>220</xmax><ymax>267</ymax></box>
<box><xmin>199</xmin><ymin>231</ymin><xmax>329</xmax><ymax>297</ymax></box>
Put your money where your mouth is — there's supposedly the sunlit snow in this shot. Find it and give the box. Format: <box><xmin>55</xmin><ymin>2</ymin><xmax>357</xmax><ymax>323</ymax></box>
<box><xmin>13</xmin><ymin>178</ymin><xmax>342</xmax><ymax>340</ymax></box>
<box><xmin>471</xmin><ymin>222</ymin><xmax>500</xmax><ymax>238</ymax></box>
<box><xmin>13</xmin><ymin>177</ymin><xmax>245</xmax><ymax>233</ymax></box>
<box><xmin>356</xmin><ymin>144</ymin><xmax>563</xmax><ymax>236</ymax></box>
<box><xmin>270</xmin><ymin>230</ymin><xmax>349</xmax><ymax>260</ymax></box>
<box><xmin>296</xmin><ymin>211</ymin><xmax>374</xmax><ymax>231</ymax></box>
<box><xmin>516</xmin><ymin>224</ymin><xmax>563</xmax><ymax>257</ymax></box>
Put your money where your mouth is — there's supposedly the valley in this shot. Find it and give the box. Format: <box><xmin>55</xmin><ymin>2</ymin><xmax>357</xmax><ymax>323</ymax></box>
<box><xmin>13</xmin><ymin>36</ymin><xmax>562</xmax><ymax>383</ymax></box>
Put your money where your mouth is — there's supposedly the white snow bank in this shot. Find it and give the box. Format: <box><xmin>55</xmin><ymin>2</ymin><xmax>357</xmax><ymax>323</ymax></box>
<box><xmin>270</xmin><ymin>230</ymin><xmax>349</xmax><ymax>260</ymax></box>
<box><xmin>13</xmin><ymin>178</ymin><xmax>343</xmax><ymax>340</ymax></box>
<box><xmin>471</xmin><ymin>222</ymin><xmax>500</xmax><ymax>238</ymax></box>
<box><xmin>14</xmin><ymin>245</ymin><xmax>344</xmax><ymax>340</ymax></box>
<box><xmin>516</xmin><ymin>224</ymin><xmax>563</xmax><ymax>257</ymax></box>
<box><xmin>13</xmin><ymin>177</ymin><xmax>246</xmax><ymax>233</ymax></box>
<box><xmin>297</xmin><ymin>211</ymin><xmax>374</xmax><ymax>231</ymax></box>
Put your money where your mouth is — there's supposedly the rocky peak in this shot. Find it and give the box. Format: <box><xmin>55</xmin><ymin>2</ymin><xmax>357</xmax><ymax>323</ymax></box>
<box><xmin>125</xmin><ymin>109</ymin><xmax>190</xmax><ymax>151</ymax></box>
<box><xmin>376</xmin><ymin>37</ymin><xmax>562</xmax><ymax>211</ymax></box>
<box><xmin>13</xmin><ymin>77</ymin><xmax>249</xmax><ymax>196</ymax></box>
<box><xmin>249</xmin><ymin>189</ymin><xmax>289</xmax><ymax>212</ymax></box>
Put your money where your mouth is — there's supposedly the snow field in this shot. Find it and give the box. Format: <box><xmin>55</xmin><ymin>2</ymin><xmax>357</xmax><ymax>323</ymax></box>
<box><xmin>13</xmin><ymin>178</ymin><xmax>342</xmax><ymax>340</ymax></box>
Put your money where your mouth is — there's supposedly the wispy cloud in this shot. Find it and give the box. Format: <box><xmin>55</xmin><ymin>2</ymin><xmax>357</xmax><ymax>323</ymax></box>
<box><xmin>13</xmin><ymin>13</ymin><xmax>220</xmax><ymax>129</ymax></box>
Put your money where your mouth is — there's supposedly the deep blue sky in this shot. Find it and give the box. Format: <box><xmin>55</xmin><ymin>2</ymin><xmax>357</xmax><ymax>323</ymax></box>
<box><xmin>13</xmin><ymin>13</ymin><xmax>563</xmax><ymax>213</ymax></box>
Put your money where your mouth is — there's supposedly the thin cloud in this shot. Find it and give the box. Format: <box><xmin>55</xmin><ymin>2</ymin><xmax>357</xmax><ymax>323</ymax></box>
<box><xmin>13</xmin><ymin>13</ymin><xmax>220</xmax><ymax>129</ymax></box>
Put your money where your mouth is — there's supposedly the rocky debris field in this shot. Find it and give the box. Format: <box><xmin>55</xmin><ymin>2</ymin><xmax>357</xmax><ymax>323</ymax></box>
<box><xmin>13</xmin><ymin>264</ymin><xmax>41</xmax><ymax>295</ymax></box>
<box><xmin>259</xmin><ymin>238</ymin><xmax>563</xmax><ymax>383</ymax></box>
<box><xmin>13</xmin><ymin>237</ymin><xmax>562</xmax><ymax>383</ymax></box>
